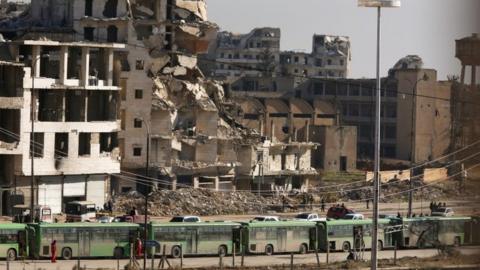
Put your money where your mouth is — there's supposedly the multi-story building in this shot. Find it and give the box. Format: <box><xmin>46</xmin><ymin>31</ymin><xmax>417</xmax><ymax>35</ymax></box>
<box><xmin>202</xmin><ymin>28</ymin><xmax>351</xmax><ymax>83</ymax></box>
<box><xmin>227</xmin><ymin>55</ymin><xmax>452</xmax><ymax>164</ymax></box>
<box><xmin>0</xmin><ymin>0</ymin><xmax>318</xmax><ymax>202</ymax></box>
<box><xmin>0</xmin><ymin>40</ymin><xmax>124</xmax><ymax>214</ymax></box>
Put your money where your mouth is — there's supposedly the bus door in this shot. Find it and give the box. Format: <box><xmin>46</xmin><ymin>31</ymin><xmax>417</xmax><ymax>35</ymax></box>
<box><xmin>186</xmin><ymin>228</ymin><xmax>197</xmax><ymax>254</ymax></box>
<box><xmin>78</xmin><ymin>230</ymin><xmax>91</xmax><ymax>257</ymax></box>
<box><xmin>232</xmin><ymin>227</ymin><xmax>241</xmax><ymax>253</ymax></box>
<box><xmin>353</xmin><ymin>225</ymin><xmax>363</xmax><ymax>250</ymax></box>
<box><xmin>277</xmin><ymin>228</ymin><xmax>287</xmax><ymax>252</ymax></box>
<box><xmin>18</xmin><ymin>230</ymin><xmax>27</xmax><ymax>257</ymax></box>
<box><xmin>309</xmin><ymin>227</ymin><xmax>317</xmax><ymax>251</ymax></box>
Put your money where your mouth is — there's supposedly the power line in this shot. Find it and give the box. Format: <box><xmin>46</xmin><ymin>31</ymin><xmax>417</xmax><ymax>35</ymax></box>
<box><xmin>3</xmin><ymin>127</ymin><xmax>480</xmax><ymax>195</ymax></box>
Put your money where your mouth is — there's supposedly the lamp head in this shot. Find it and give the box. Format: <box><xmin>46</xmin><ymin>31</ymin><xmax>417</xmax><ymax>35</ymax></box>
<box><xmin>358</xmin><ymin>0</ymin><xmax>401</xmax><ymax>8</ymax></box>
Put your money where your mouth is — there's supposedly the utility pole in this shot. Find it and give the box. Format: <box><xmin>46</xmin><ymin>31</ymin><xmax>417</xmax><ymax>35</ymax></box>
<box><xmin>29</xmin><ymin>53</ymin><xmax>49</xmax><ymax>220</ymax></box>
<box><xmin>358</xmin><ymin>1</ymin><xmax>401</xmax><ymax>270</ymax></box>
<box><xmin>408</xmin><ymin>74</ymin><xmax>428</xmax><ymax>217</ymax></box>
<box><xmin>143</xmin><ymin>121</ymin><xmax>150</xmax><ymax>270</ymax></box>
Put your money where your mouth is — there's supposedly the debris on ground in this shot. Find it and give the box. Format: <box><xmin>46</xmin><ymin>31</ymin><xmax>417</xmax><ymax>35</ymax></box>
<box><xmin>113</xmin><ymin>188</ymin><xmax>301</xmax><ymax>216</ymax></box>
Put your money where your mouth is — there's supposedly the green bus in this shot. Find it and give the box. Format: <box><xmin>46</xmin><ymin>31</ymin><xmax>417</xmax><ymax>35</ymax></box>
<box><xmin>148</xmin><ymin>221</ymin><xmax>241</xmax><ymax>258</ymax></box>
<box><xmin>316</xmin><ymin>219</ymin><xmax>393</xmax><ymax>252</ymax></box>
<box><xmin>466</xmin><ymin>216</ymin><xmax>480</xmax><ymax>245</ymax></box>
<box><xmin>241</xmin><ymin>221</ymin><xmax>316</xmax><ymax>255</ymax></box>
<box><xmin>0</xmin><ymin>223</ymin><xmax>28</xmax><ymax>261</ymax></box>
<box><xmin>391</xmin><ymin>216</ymin><xmax>471</xmax><ymax>248</ymax></box>
<box><xmin>28</xmin><ymin>223</ymin><xmax>139</xmax><ymax>259</ymax></box>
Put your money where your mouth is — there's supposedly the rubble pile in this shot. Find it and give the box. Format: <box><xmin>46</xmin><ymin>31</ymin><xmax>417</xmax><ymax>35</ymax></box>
<box><xmin>340</xmin><ymin>180</ymin><xmax>461</xmax><ymax>202</ymax></box>
<box><xmin>113</xmin><ymin>188</ymin><xmax>288</xmax><ymax>216</ymax></box>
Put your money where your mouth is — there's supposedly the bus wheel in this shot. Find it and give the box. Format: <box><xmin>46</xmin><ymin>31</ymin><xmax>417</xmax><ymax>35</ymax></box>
<box><xmin>113</xmin><ymin>247</ymin><xmax>124</xmax><ymax>259</ymax></box>
<box><xmin>377</xmin><ymin>241</ymin><xmax>383</xmax><ymax>251</ymax></box>
<box><xmin>171</xmin><ymin>246</ymin><xmax>182</xmax><ymax>258</ymax></box>
<box><xmin>299</xmin><ymin>244</ymin><xmax>308</xmax><ymax>254</ymax></box>
<box><xmin>6</xmin><ymin>249</ymin><xmax>16</xmax><ymax>261</ymax></box>
<box><xmin>342</xmin><ymin>242</ymin><xmax>351</xmax><ymax>252</ymax></box>
<box><xmin>454</xmin><ymin>237</ymin><xmax>461</xmax><ymax>247</ymax></box>
<box><xmin>218</xmin><ymin>245</ymin><xmax>227</xmax><ymax>256</ymax></box>
<box><xmin>265</xmin><ymin>244</ymin><xmax>274</xmax><ymax>256</ymax></box>
<box><xmin>62</xmin><ymin>247</ymin><xmax>73</xmax><ymax>260</ymax></box>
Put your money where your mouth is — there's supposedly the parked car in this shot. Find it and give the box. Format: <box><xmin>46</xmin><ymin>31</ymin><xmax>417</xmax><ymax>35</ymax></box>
<box><xmin>252</xmin><ymin>216</ymin><xmax>280</xmax><ymax>222</ymax></box>
<box><xmin>343</xmin><ymin>213</ymin><xmax>364</xmax><ymax>220</ymax></box>
<box><xmin>169</xmin><ymin>216</ymin><xmax>202</xmax><ymax>222</ymax></box>
<box><xmin>431</xmin><ymin>207</ymin><xmax>454</xmax><ymax>217</ymax></box>
<box><xmin>326</xmin><ymin>206</ymin><xmax>354</xmax><ymax>219</ymax></box>
<box><xmin>294</xmin><ymin>213</ymin><xmax>324</xmax><ymax>221</ymax></box>
<box><xmin>97</xmin><ymin>216</ymin><xmax>114</xmax><ymax>223</ymax></box>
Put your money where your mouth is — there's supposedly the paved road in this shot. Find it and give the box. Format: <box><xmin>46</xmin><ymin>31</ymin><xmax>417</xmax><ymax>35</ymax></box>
<box><xmin>2</xmin><ymin>246</ymin><xmax>479</xmax><ymax>270</ymax></box>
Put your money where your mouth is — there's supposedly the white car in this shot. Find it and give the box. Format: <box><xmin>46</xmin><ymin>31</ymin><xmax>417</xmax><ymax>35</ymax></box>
<box><xmin>431</xmin><ymin>207</ymin><xmax>454</xmax><ymax>217</ymax></box>
<box><xmin>343</xmin><ymin>213</ymin><xmax>365</xmax><ymax>220</ymax></box>
<box><xmin>294</xmin><ymin>213</ymin><xmax>324</xmax><ymax>221</ymax></box>
<box><xmin>97</xmin><ymin>216</ymin><xmax>114</xmax><ymax>223</ymax></box>
<box><xmin>252</xmin><ymin>216</ymin><xmax>280</xmax><ymax>222</ymax></box>
<box><xmin>169</xmin><ymin>216</ymin><xmax>202</xmax><ymax>222</ymax></box>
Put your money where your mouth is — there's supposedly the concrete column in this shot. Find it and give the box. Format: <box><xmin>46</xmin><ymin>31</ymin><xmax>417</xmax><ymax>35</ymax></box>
<box><xmin>62</xmin><ymin>90</ymin><xmax>66</xmax><ymax>122</ymax></box>
<box><xmin>59</xmin><ymin>46</ymin><xmax>69</xmax><ymax>84</ymax></box>
<box><xmin>44</xmin><ymin>133</ymin><xmax>55</xmax><ymax>159</ymax></box>
<box><xmin>32</xmin><ymin>45</ymin><xmax>41</xmax><ymax>78</ymax></box>
<box><xmin>193</xmin><ymin>177</ymin><xmax>199</xmax><ymax>189</ymax></box>
<box><xmin>214</xmin><ymin>177</ymin><xmax>220</xmax><ymax>191</ymax></box>
<box><xmin>472</xmin><ymin>65</ymin><xmax>477</xmax><ymax>90</ymax></box>
<box><xmin>259</xmin><ymin>116</ymin><xmax>264</xmax><ymax>137</ymax></box>
<box><xmin>81</xmin><ymin>47</ymin><xmax>90</xmax><ymax>87</ymax></box>
<box><xmin>460</xmin><ymin>65</ymin><xmax>466</xmax><ymax>84</ymax></box>
<box><xmin>68</xmin><ymin>132</ymin><xmax>79</xmax><ymax>158</ymax></box>
<box><xmin>105</xmin><ymin>48</ymin><xmax>114</xmax><ymax>86</ymax></box>
<box><xmin>171</xmin><ymin>177</ymin><xmax>177</xmax><ymax>191</ymax></box>
<box><xmin>90</xmin><ymin>133</ymin><xmax>100</xmax><ymax>158</ymax></box>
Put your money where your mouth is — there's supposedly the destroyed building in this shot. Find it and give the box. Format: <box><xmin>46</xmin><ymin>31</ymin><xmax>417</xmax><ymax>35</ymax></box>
<box><xmin>227</xmin><ymin>55</ymin><xmax>452</xmax><ymax>165</ymax></box>
<box><xmin>0</xmin><ymin>39</ymin><xmax>124</xmax><ymax>214</ymax></box>
<box><xmin>201</xmin><ymin>28</ymin><xmax>351</xmax><ymax>83</ymax></box>
<box><xmin>0</xmin><ymin>0</ymin><xmax>319</xmax><ymax>204</ymax></box>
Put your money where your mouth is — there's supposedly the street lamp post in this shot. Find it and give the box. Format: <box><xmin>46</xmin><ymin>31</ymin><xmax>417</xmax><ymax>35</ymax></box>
<box><xmin>408</xmin><ymin>73</ymin><xmax>429</xmax><ymax>217</ymax></box>
<box><xmin>358</xmin><ymin>1</ymin><xmax>400</xmax><ymax>270</ymax></box>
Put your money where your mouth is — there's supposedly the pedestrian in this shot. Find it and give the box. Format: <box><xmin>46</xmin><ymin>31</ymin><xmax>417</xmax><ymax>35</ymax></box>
<box><xmin>50</xmin><ymin>240</ymin><xmax>57</xmax><ymax>263</ymax></box>
<box><xmin>341</xmin><ymin>203</ymin><xmax>345</xmax><ymax>209</ymax></box>
<box><xmin>136</xmin><ymin>237</ymin><xmax>143</xmax><ymax>258</ymax></box>
<box><xmin>321</xmin><ymin>198</ymin><xmax>326</xmax><ymax>212</ymax></box>
<box><xmin>442</xmin><ymin>202</ymin><xmax>446</xmax><ymax>207</ymax></box>
<box><xmin>366</xmin><ymin>199</ymin><xmax>370</xmax><ymax>209</ymax></box>
<box><xmin>429</xmin><ymin>201</ymin><xmax>433</xmax><ymax>212</ymax></box>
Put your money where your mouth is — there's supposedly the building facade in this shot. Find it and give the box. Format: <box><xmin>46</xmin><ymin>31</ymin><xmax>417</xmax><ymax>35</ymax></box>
<box><xmin>202</xmin><ymin>28</ymin><xmax>351</xmax><ymax>83</ymax></box>
<box><xmin>0</xmin><ymin>40</ymin><xmax>124</xmax><ymax>214</ymax></box>
<box><xmin>227</xmin><ymin>55</ymin><xmax>452</xmax><ymax>165</ymax></box>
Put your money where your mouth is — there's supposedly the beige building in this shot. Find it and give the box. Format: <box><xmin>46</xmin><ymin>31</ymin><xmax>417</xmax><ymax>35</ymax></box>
<box><xmin>227</xmin><ymin>55</ymin><xmax>453</xmax><ymax>165</ymax></box>
<box><xmin>235</xmin><ymin>96</ymin><xmax>357</xmax><ymax>174</ymax></box>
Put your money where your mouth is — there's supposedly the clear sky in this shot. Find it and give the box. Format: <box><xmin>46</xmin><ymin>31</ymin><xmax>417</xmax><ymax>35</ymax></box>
<box><xmin>206</xmin><ymin>0</ymin><xmax>480</xmax><ymax>79</ymax></box>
